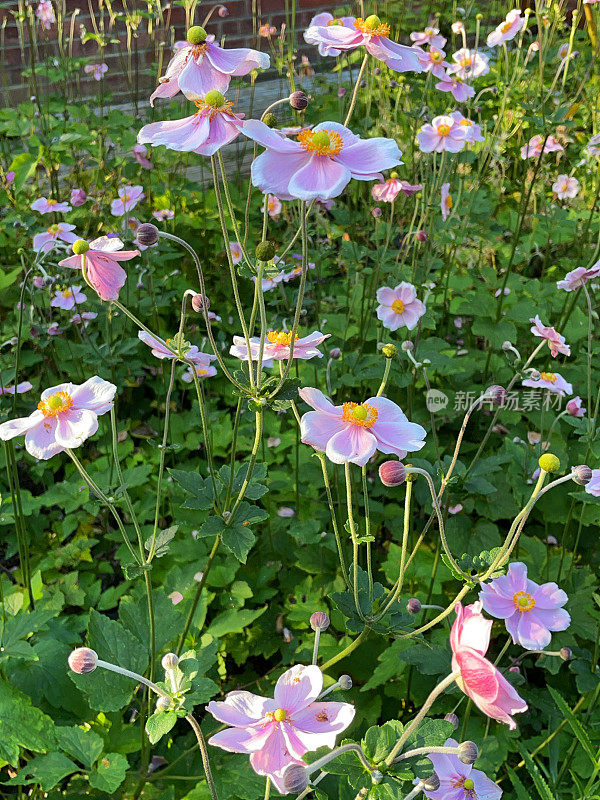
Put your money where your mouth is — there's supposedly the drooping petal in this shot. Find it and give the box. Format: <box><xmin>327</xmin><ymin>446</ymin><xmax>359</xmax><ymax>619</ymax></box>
<box><xmin>207</xmin><ymin>690</ymin><xmax>271</xmax><ymax>727</ymax></box>
<box><xmin>54</xmin><ymin>408</ymin><xmax>99</xmax><ymax>449</ymax></box>
<box><xmin>24</xmin><ymin>417</ymin><xmax>64</xmax><ymax>460</ymax></box>
<box><xmin>206</xmin><ymin>42</ymin><xmax>270</xmax><ymax>75</ymax></box>
<box><xmin>298</xmin><ymin>387</ymin><xmax>343</xmax><ymax>416</ymax></box>
<box><xmin>0</xmin><ymin>411</ymin><xmax>44</xmax><ymax>441</ymax></box>
<box><xmin>273</xmin><ymin>664</ymin><xmax>322</xmax><ymax>713</ymax></box>
<box><xmin>86</xmin><ymin>254</ymin><xmax>128</xmax><ymax>301</ymax></box>
<box><xmin>243</xmin><ymin>119</ymin><xmax>303</xmax><ymax>153</ymax></box>
<box><xmin>325</xmin><ymin>425</ymin><xmax>378</xmax><ymax>466</ymax></box>
<box><xmin>178</xmin><ymin>55</ymin><xmax>230</xmax><ymax>99</ymax></box>
<box><xmin>288</xmin><ymin>154</ymin><xmax>352</xmax><ymax>201</ymax></box>
<box><xmin>70</xmin><ymin>376</ymin><xmax>117</xmax><ymax>415</ymax></box>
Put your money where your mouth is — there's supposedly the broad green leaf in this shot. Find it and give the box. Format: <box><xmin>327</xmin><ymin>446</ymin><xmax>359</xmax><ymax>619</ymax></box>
<box><xmin>0</xmin><ymin>680</ymin><xmax>56</xmax><ymax>765</ymax></box>
<box><xmin>55</xmin><ymin>726</ymin><xmax>104</xmax><ymax>771</ymax></box>
<box><xmin>6</xmin><ymin>752</ymin><xmax>79</xmax><ymax>790</ymax></box>
<box><xmin>88</xmin><ymin>752</ymin><xmax>129</xmax><ymax>793</ymax></box>
<box><xmin>146</xmin><ymin>709</ymin><xmax>178</xmax><ymax>744</ymax></box>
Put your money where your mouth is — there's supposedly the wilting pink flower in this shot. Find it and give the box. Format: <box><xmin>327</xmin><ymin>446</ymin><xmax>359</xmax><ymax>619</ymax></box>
<box><xmin>372</xmin><ymin>177</ymin><xmax>422</xmax><ymax>202</ymax></box>
<box><xmin>299</xmin><ymin>387</ymin><xmax>426</xmax><ymax>466</ymax></box>
<box><xmin>417</xmin><ymin>116</ymin><xmax>467</xmax><ymax>153</ymax></box>
<box><xmin>529</xmin><ymin>315</ymin><xmax>570</xmax><ymax>357</ymax></box>
<box><xmin>449</xmin><ymin>111</ymin><xmax>484</xmax><ymax>144</ymax></box>
<box><xmin>487</xmin><ymin>10</ymin><xmax>525</xmax><ymax>47</ymax></box>
<box><xmin>585</xmin><ymin>469</ymin><xmax>600</xmax><ymax>497</ymax></box>
<box><xmin>139</xmin><ymin>95</ymin><xmax>244</xmax><ymax>157</ymax></box>
<box><xmin>230</xmin><ymin>330</ymin><xmax>330</xmax><ymax>363</ymax></box>
<box><xmin>84</xmin><ymin>63</ymin><xmax>108</xmax><ymax>81</ymax></box>
<box><xmin>259</xmin><ymin>24</ymin><xmax>277</xmax><ymax>37</ymax></box>
<box><xmin>480</xmin><ymin>562</ymin><xmax>570</xmax><ymax>650</ymax></box>
<box><xmin>435</xmin><ymin>74</ymin><xmax>475</xmax><ymax>102</ymax></box>
<box><xmin>47</xmin><ymin>322</ymin><xmax>62</xmax><ymax>336</ymax></box>
<box><xmin>0</xmin><ymin>376</ymin><xmax>116</xmax><ymax>460</ymax></box>
<box><xmin>59</xmin><ymin>237</ymin><xmax>139</xmax><ymax>302</ymax></box>
<box><xmin>150</xmin><ymin>33</ymin><xmax>269</xmax><ymax>105</ymax></box>
<box><xmin>566</xmin><ymin>396</ymin><xmax>586</xmax><ymax>417</ymax></box>
<box><xmin>262</xmin><ymin>194</ymin><xmax>282</xmax><ymax>218</ymax></box>
<box><xmin>558</xmin><ymin>42</ymin><xmax>578</xmax><ymax>60</ymax></box>
<box><xmin>33</xmin><ymin>222</ymin><xmax>78</xmax><ymax>253</ymax></box>
<box><xmin>451</xmin><ymin>602</ymin><xmax>528</xmax><ymax>729</ymax></box>
<box><xmin>138</xmin><ymin>331</ymin><xmax>217</xmax><ymax>367</ymax></box>
<box><xmin>229</xmin><ymin>241</ymin><xmax>243</xmax><ymax>264</ymax></box>
<box><xmin>70</xmin><ymin>188</ymin><xmax>87</xmax><ymax>207</ymax></box>
<box><xmin>422</xmin><ymin>738</ymin><xmax>501</xmax><ymax>800</ymax></box>
<box><xmin>586</xmin><ymin>133</ymin><xmax>600</xmax><ymax>156</ymax></box>
<box><xmin>448</xmin><ymin>48</ymin><xmax>490</xmax><ymax>79</ymax></box>
<box><xmin>207</xmin><ymin>664</ymin><xmax>355</xmax><ymax>794</ymax></box>
<box><xmin>31</xmin><ymin>196</ymin><xmax>72</xmax><ymax>214</ymax></box>
<box><xmin>244</xmin><ymin>120</ymin><xmax>402</xmax><ymax>202</ymax></box>
<box><xmin>71</xmin><ymin>311</ymin><xmax>98</xmax><ymax>328</ymax></box>
<box><xmin>132</xmin><ymin>144</ymin><xmax>153</xmax><ymax>169</ymax></box>
<box><xmin>304</xmin><ymin>13</ymin><xmax>356</xmax><ymax>56</ymax></box>
<box><xmin>36</xmin><ymin>0</ymin><xmax>55</xmax><ymax>29</ymax></box>
<box><xmin>416</xmin><ymin>47</ymin><xmax>449</xmax><ymax>78</ymax></box>
<box><xmin>552</xmin><ymin>174</ymin><xmax>580</xmax><ymax>199</ymax></box>
<box><xmin>0</xmin><ymin>381</ymin><xmax>33</xmax><ymax>396</ymax></box>
<box><xmin>410</xmin><ymin>27</ymin><xmax>446</xmax><ymax>48</ymax></box>
<box><xmin>153</xmin><ymin>208</ymin><xmax>174</xmax><ymax>221</ymax></box>
<box><xmin>110</xmin><ymin>185</ymin><xmax>145</xmax><ymax>216</ymax></box>
<box><xmin>304</xmin><ymin>16</ymin><xmax>423</xmax><ymax>73</ymax></box>
<box><xmin>376</xmin><ymin>282</ymin><xmax>426</xmax><ymax>331</ymax></box>
<box><xmin>441</xmin><ymin>183</ymin><xmax>453</xmax><ymax>221</ymax></box>
<box><xmin>283</xmin><ymin>258</ymin><xmax>316</xmax><ymax>282</ymax></box>
<box><xmin>50</xmin><ymin>285</ymin><xmax>87</xmax><ymax>310</ymax></box>
<box><xmin>448</xmin><ymin>504</ymin><xmax>463</xmax><ymax>514</ymax></box>
<box><xmin>520</xmin><ymin>135</ymin><xmax>564</xmax><ymax>160</ymax></box>
<box><xmin>557</xmin><ymin>263</ymin><xmax>600</xmax><ymax>291</ymax></box>
<box><xmin>182</xmin><ymin>363</ymin><xmax>218</xmax><ymax>381</ymax></box>
<box><xmin>522</xmin><ymin>370</ymin><xmax>572</xmax><ymax>396</ymax></box>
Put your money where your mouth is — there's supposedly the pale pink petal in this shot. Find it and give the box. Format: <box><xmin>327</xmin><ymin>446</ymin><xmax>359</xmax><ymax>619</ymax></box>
<box><xmin>273</xmin><ymin>664</ymin><xmax>322</xmax><ymax>713</ymax></box>
<box><xmin>207</xmin><ymin>690</ymin><xmax>271</xmax><ymax>726</ymax></box>
<box><xmin>287</xmin><ymin>155</ymin><xmax>351</xmax><ymax>201</ymax></box>
<box><xmin>300</xmin><ymin>411</ymin><xmax>348</xmax><ymax>452</ymax></box>
<box><xmin>0</xmin><ymin>411</ymin><xmax>44</xmax><ymax>440</ymax></box>
<box><xmin>298</xmin><ymin>387</ymin><xmax>342</xmax><ymax>416</ymax></box>
<box><xmin>24</xmin><ymin>417</ymin><xmax>64</xmax><ymax>460</ymax></box>
<box><xmin>54</xmin><ymin>408</ymin><xmax>98</xmax><ymax>448</ymax></box>
<box><xmin>208</xmin><ymin>726</ymin><xmax>261</xmax><ymax>754</ymax></box>
<box><xmin>325</xmin><ymin>425</ymin><xmax>377</xmax><ymax>466</ymax></box>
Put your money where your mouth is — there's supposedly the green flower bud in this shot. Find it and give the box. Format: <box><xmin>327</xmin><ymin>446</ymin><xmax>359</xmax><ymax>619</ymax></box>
<box><xmin>539</xmin><ymin>453</ymin><xmax>560</xmax><ymax>473</ymax></box>
<box><xmin>255</xmin><ymin>240</ymin><xmax>276</xmax><ymax>261</ymax></box>
<box><xmin>204</xmin><ymin>89</ymin><xmax>225</xmax><ymax>107</ymax></box>
<box><xmin>187</xmin><ymin>26</ymin><xmax>207</xmax><ymax>44</ymax></box>
<box><xmin>72</xmin><ymin>239</ymin><xmax>90</xmax><ymax>255</ymax></box>
<box><xmin>263</xmin><ymin>112</ymin><xmax>278</xmax><ymax>128</ymax></box>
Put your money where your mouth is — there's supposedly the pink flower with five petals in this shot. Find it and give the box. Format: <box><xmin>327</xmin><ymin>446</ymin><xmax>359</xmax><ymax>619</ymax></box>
<box><xmin>557</xmin><ymin>264</ymin><xmax>600</xmax><ymax>291</ymax></box>
<box><xmin>376</xmin><ymin>282</ymin><xmax>426</xmax><ymax>331</ymax></box>
<box><xmin>422</xmin><ymin>738</ymin><xmax>501</xmax><ymax>800</ymax></box>
<box><xmin>59</xmin><ymin>237</ymin><xmax>139</xmax><ymax>302</ymax></box>
<box><xmin>230</xmin><ymin>330</ymin><xmax>330</xmax><ymax>362</ymax></box>
<box><xmin>33</xmin><ymin>222</ymin><xmax>78</xmax><ymax>253</ymax></box>
<box><xmin>417</xmin><ymin>116</ymin><xmax>468</xmax><ymax>153</ymax></box>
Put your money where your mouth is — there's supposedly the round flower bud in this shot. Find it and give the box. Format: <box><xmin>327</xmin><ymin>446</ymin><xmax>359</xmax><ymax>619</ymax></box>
<box><xmin>371</xmin><ymin>770</ymin><xmax>384</xmax><ymax>785</ymax></box>
<box><xmin>458</xmin><ymin>741</ymin><xmax>478</xmax><ymax>765</ymax></box>
<box><xmin>373</xmin><ymin>67</ymin><xmax>381</xmax><ymax>75</ymax></box>
<box><xmin>379</xmin><ymin>460</ymin><xmax>406</xmax><ymax>488</ymax></box>
<box><xmin>485</xmin><ymin>385</ymin><xmax>507</xmax><ymax>407</ymax></box>
<box><xmin>218</xmin><ymin>5</ymin><xmax>229</xmax><ymax>17</ymax></box>
<box><xmin>539</xmin><ymin>453</ymin><xmax>560</xmax><ymax>473</ymax></box>
<box><xmin>529</xmin><ymin>369</ymin><xmax>541</xmax><ymax>381</ymax></box>
<box><xmin>310</xmin><ymin>611</ymin><xmax>330</xmax><ymax>632</ymax></box>
<box><xmin>289</xmin><ymin>90</ymin><xmax>308</xmax><ymax>110</ymax></box>
<box><xmin>137</xmin><ymin>223</ymin><xmax>159</xmax><ymax>247</ymax></box>
<box><xmin>68</xmin><ymin>647</ymin><xmax>98</xmax><ymax>674</ymax></box>
<box><xmin>156</xmin><ymin>695</ymin><xmax>172</xmax><ymax>710</ymax></box>
<box><xmin>359</xmin><ymin>79</ymin><xmax>367</xmax><ymax>88</ymax></box>
<box><xmin>364</xmin><ymin>14</ymin><xmax>382</xmax><ymax>30</ymax></box>
<box><xmin>329</xmin><ymin>347</ymin><xmax>341</xmax><ymax>360</ymax></box>
<box><xmin>263</xmin><ymin>112</ymin><xmax>278</xmax><ymax>128</ymax></box>
<box><xmin>381</xmin><ymin>343</ymin><xmax>397</xmax><ymax>358</ymax></box>
<box><xmin>501</xmin><ymin>340</ymin><xmax>513</xmax><ymax>351</ymax></box>
<box><xmin>283</xmin><ymin>764</ymin><xmax>309</xmax><ymax>794</ymax></box>
<box><xmin>401</xmin><ymin>340</ymin><xmax>414</xmax><ymax>352</ymax></box>
<box><xmin>407</xmin><ymin>597</ymin><xmax>422</xmax><ymax>614</ymax></box>
<box><xmin>161</xmin><ymin>652</ymin><xmax>179</xmax><ymax>670</ymax></box>
<box><xmin>444</xmin><ymin>712</ymin><xmax>459</xmax><ymax>730</ymax></box>
<box><xmin>415</xmin><ymin>230</ymin><xmax>427</xmax><ymax>244</ymax></box>
<box><xmin>72</xmin><ymin>239</ymin><xmax>90</xmax><ymax>255</ymax></box>
<box><xmin>187</xmin><ymin>25</ymin><xmax>207</xmax><ymax>44</ymax></box>
<box><xmin>423</xmin><ymin>773</ymin><xmax>440</xmax><ymax>792</ymax></box>
<box><xmin>338</xmin><ymin>674</ymin><xmax>353</xmax><ymax>690</ymax></box>
<box><xmin>255</xmin><ymin>240</ymin><xmax>276</xmax><ymax>261</ymax></box>
<box><xmin>191</xmin><ymin>293</ymin><xmax>210</xmax><ymax>313</ymax></box>
<box><xmin>560</xmin><ymin>646</ymin><xmax>572</xmax><ymax>661</ymax></box>
<box><xmin>205</xmin><ymin>89</ymin><xmax>225</xmax><ymax>107</ymax></box>
<box><xmin>572</xmin><ymin>464</ymin><xmax>592</xmax><ymax>486</ymax></box>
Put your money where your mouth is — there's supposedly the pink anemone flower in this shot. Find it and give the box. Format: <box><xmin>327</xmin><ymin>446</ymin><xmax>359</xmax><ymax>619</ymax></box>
<box><xmin>441</xmin><ymin>182</ymin><xmax>453</xmax><ymax>221</ymax></box>
<box><xmin>305</xmin><ymin>15</ymin><xmax>423</xmax><ymax>73</ymax></box>
<box><xmin>586</xmin><ymin>133</ymin><xmax>600</xmax><ymax>156</ymax></box>
<box><xmin>110</xmin><ymin>185</ymin><xmax>145</xmax><ymax>216</ymax></box>
<box><xmin>70</xmin><ymin>189</ymin><xmax>87</xmax><ymax>207</ymax></box>
<box><xmin>371</xmin><ymin>176</ymin><xmax>423</xmax><ymax>202</ymax></box>
<box><xmin>243</xmin><ymin>119</ymin><xmax>403</xmax><ymax>202</ymax></box>
<box><xmin>150</xmin><ymin>28</ymin><xmax>269</xmax><ymax>105</ymax></box>
<box><xmin>0</xmin><ymin>376</ymin><xmax>116</xmax><ymax>460</ymax></box>
<box><xmin>0</xmin><ymin>381</ymin><xmax>33</xmax><ymax>396</ymax></box>
<box><xmin>58</xmin><ymin>237</ymin><xmax>139</xmax><ymax>302</ymax></box>
<box><xmin>566</xmin><ymin>396</ymin><xmax>586</xmax><ymax>417</ymax></box>
<box><xmin>50</xmin><ymin>285</ymin><xmax>87</xmax><ymax>310</ymax></box>
<box><xmin>529</xmin><ymin>315</ymin><xmax>570</xmax><ymax>357</ymax></box>
<box><xmin>262</xmin><ymin>194</ymin><xmax>282</xmax><ymax>219</ymax></box>
<box><xmin>552</xmin><ymin>174</ymin><xmax>580</xmax><ymax>199</ymax></box>
<box><xmin>33</xmin><ymin>222</ymin><xmax>78</xmax><ymax>253</ymax></box>
<box><xmin>585</xmin><ymin>469</ymin><xmax>600</xmax><ymax>497</ymax></box>
<box><xmin>520</xmin><ymin>135</ymin><xmax>564</xmax><ymax>160</ymax></box>
<box><xmin>376</xmin><ymin>282</ymin><xmax>426</xmax><ymax>331</ymax></box>
<box><xmin>435</xmin><ymin>74</ymin><xmax>475</xmax><ymax>102</ymax></box>
<box><xmin>138</xmin><ymin>331</ymin><xmax>217</xmax><ymax>367</ymax></box>
<box><xmin>31</xmin><ymin>197</ymin><xmax>72</xmax><ymax>214</ymax></box>
<box><xmin>84</xmin><ymin>63</ymin><xmax>108</xmax><ymax>81</ymax></box>
<box><xmin>479</xmin><ymin>562</ymin><xmax>570</xmax><ymax>651</ymax></box>
<box><xmin>451</xmin><ymin>602</ymin><xmax>528</xmax><ymax>729</ymax></box>
<box><xmin>182</xmin><ymin>363</ymin><xmax>218</xmax><ymax>381</ymax></box>
<box><xmin>416</xmin><ymin>47</ymin><xmax>449</xmax><ymax>79</ymax></box>
<box><xmin>410</xmin><ymin>27</ymin><xmax>446</xmax><ymax>49</ymax></box>
<box><xmin>487</xmin><ymin>10</ymin><xmax>525</xmax><ymax>47</ymax></box>
<box><xmin>448</xmin><ymin>48</ymin><xmax>490</xmax><ymax>79</ymax></box>
<box><xmin>522</xmin><ymin>370</ymin><xmax>572</xmax><ymax>396</ymax></box>
<box><xmin>207</xmin><ymin>664</ymin><xmax>355</xmax><ymax>794</ymax></box>
<box><xmin>417</xmin><ymin>115</ymin><xmax>467</xmax><ymax>153</ymax></box>
<box><xmin>449</xmin><ymin>111</ymin><xmax>484</xmax><ymax>143</ymax></box>
<box><xmin>230</xmin><ymin>330</ymin><xmax>330</xmax><ymax>362</ymax></box>
<box><xmin>304</xmin><ymin>13</ymin><xmax>356</xmax><ymax>56</ymax></box>
<box><xmin>229</xmin><ymin>241</ymin><xmax>243</xmax><ymax>265</ymax></box>
<box><xmin>422</xmin><ymin>738</ymin><xmax>501</xmax><ymax>800</ymax></box>
<box><xmin>139</xmin><ymin>93</ymin><xmax>243</xmax><ymax>157</ymax></box>
<box><xmin>132</xmin><ymin>144</ymin><xmax>153</xmax><ymax>169</ymax></box>
<box><xmin>36</xmin><ymin>0</ymin><xmax>55</xmax><ymax>29</ymax></box>
<box><xmin>557</xmin><ymin>263</ymin><xmax>600</xmax><ymax>291</ymax></box>
<box><xmin>299</xmin><ymin>387</ymin><xmax>426</xmax><ymax>466</ymax></box>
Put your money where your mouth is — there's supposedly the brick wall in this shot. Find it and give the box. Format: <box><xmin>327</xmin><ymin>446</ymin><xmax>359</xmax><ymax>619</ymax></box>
<box><xmin>0</xmin><ymin>0</ymin><xmax>350</xmax><ymax>105</ymax></box>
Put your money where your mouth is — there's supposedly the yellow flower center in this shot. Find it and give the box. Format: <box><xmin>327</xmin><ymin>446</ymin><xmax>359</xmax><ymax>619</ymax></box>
<box><xmin>194</xmin><ymin>96</ymin><xmax>234</xmax><ymax>121</ymax></box>
<box><xmin>47</xmin><ymin>224</ymin><xmax>60</xmax><ymax>234</ymax></box>
<box><xmin>38</xmin><ymin>391</ymin><xmax>73</xmax><ymax>417</ymax></box>
<box><xmin>513</xmin><ymin>590</ymin><xmax>536</xmax><ymax>612</ymax></box>
<box><xmin>540</xmin><ymin>372</ymin><xmax>557</xmax><ymax>383</ymax></box>
<box><xmin>266</xmin><ymin>331</ymin><xmax>298</xmax><ymax>345</ymax></box>
<box><xmin>342</xmin><ymin>401</ymin><xmax>379</xmax><ymax>428</ymax></box>
<box><xmin>47</xmin><ymin>199</ymin><xmax>57</xmax><ymax>206</ymax></box>
<box><xmin>274</xmin><ymin>708</ymin><xmax>287</xmax><ymax>722</ymax></box>
<box><xmin>459</xmin><ymin>119</ymin><xmax>473</xmax><ymax>127</ymax></box>
<box><xmin>392</xmin><ymin>299</ymin><xmax>405</xmax><ymax>314</ymax></box>
<box><xmin>431</xmin><ymin>51</ymin><xmax>443</xmax><ymax>62</ymax></box>
<box><xmin>460</xmin><ymin>56</ymin><xmax>472</xmax><ymax>67</ymax></box>
<box><xmin>437</xmin><ymin>124</ymin><xmax>451</xmax><ymax>136</ymax></box>
<box><xmin>327</xmin><ymin>18</ymin><xmax>343</xmax><ymax>26</ymax></box>
<box><xmin>62</xmin><ymin>289</ymin><xmax>73</xmax><ymax>298</ymax></box>
<box><xmin>298</xmin><ymin>128</ymin><xmax>344</xmax><ymax>156</ymax></box>
<box><xmin>501</xmin><ymin>20</ymin><xmax>513</xmax><ymax>33</ymax></box>
<box><xmin>354</xmin><ymin>17</ymin><xmax>391</xmax><ymax>37</ymax></box>
<box><xmin>445</xmin><ymin>194</ymin><xmax>453</xmax><ymax>208</ymax></box>
<box><xmin>452</xmin><ymin>777</ymin><xmax>476</xmax><ymax>797</ymax></box>
<box><xmin>463</xmin><ymin>779</ymin><xmax>475</xmax><ymax>792</ymax></box>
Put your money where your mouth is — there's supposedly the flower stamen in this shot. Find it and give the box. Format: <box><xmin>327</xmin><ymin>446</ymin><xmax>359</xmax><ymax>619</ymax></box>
<box><xmin>342</xmin><ymin>401</ymin><xmax>379</xmax><ymax>428</ymax></box>
<box><xmin>298</xmin><ymin>128</ymin><xmax>344</xmax><ymax>156</ymax></box>
<box><xmin>353</xmin><ymin>17</ymin><xmax>391</xmax><ymax>37</ymax></box>
<box><xmin>266</xmin><ymin>331</ymin><xmax>299</xmax><ymax>346</ymax></box>
<box><xmin>540</xmin><ymin>372</ymin><xmax>558</xmax><ymax>383</ymax></box>
<box><xmin>513</xmin><ymin>590</ymin><xmax>536</xmax><ymax>612</ymax></box>
<box><xmin>392</xmin><ymin>299</ymin><xmax>405</xmax><ymax>314</ymax></box>
<box><xmin>38</xmin><ymin>391</ymin><xmax>73</xmax><ymax>417</ymax></box>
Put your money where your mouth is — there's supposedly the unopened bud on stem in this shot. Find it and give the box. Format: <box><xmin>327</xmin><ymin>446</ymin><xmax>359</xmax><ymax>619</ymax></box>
<box><xmin>458</xmin><ymin>741</ymin><xmax>478</xmax><ymax>764</ymax></box>
<box><xmin>68</xmin><ymin>647</ymin><xmax>98</xmax><ymax>674</ymax></box>
<box><xmin>137</xmin><ymin>223</ymin><xmax>159</xmax><ymax>247</ymax></box>
<box><xmin>310</xmin><ymin>611</ymin><xmax>330</xmax><ymax>632</ymax></box>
